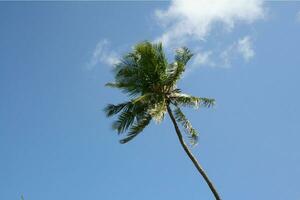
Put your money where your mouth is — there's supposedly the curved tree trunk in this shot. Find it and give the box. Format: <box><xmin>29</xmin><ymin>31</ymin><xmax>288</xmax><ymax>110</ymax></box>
<box><xmin>167</xmin><ymin>105</ymin><xmax>221</xmax><ymax>200</ymax></box>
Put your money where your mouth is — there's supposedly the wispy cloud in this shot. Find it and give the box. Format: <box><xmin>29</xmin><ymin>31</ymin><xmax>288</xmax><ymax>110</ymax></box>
<box><xmin>183</xmin><ymin>50</ymin><xmax>214</xmax><ymax>75</ymax></box>
<box><xmin>155</xmin><ymin>0</ymin><xmax>264</xmax><ymax>47</ymax></box>
<box><xmin>87</xmin><ymin>39</ymin><xmax>119</xmax><ymax>70</ymax></box>
<box><xmin>237</xmin><ymin>36</ymin><xmax>255</xmax><ymax>61</ymax></box>
<box><xmin>154</xmin><ymin>0</ymin><xmax>265</xmax><ymax>70</ymax></box>
<box><xmin>220</xmin><ymin>36</ymin><xmax>255</xmax><ymax>67</ymax></box>
<box><xmin>296</xmin><ymin>11</ymin><xmax>300</xmax><ymax>23</ymax></box>
<box><xmin>88</xmin><ymin>1</ymin><xmax>265</xmax><ymax>72</ymax></box>
<box><xmin>193</xmin><ymin>51</ymin><xmax>213</xmax><ymax>66</ymax></box>
<box><xmin>188</xmin><ymin>36</ymin><xmax>255</xmax><ymax>69</ymax></box>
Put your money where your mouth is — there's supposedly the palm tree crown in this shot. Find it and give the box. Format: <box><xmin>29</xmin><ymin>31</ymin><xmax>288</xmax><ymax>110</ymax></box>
<box><xmin>104</xmin><ymin>41</ymin><xmax>215</xmax><ymax>145</ymax></box>
<box><xmin>104</xmin><ymin>41</ymin><xmax>221</xmax><ymax>200</ymax></box>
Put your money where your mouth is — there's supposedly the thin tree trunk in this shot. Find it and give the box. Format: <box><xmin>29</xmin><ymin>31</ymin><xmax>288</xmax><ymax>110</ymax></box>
<box><xmin>167</xmin><ymin>105</ymin><xmax>221</xmax><ymax>200</ymax></box>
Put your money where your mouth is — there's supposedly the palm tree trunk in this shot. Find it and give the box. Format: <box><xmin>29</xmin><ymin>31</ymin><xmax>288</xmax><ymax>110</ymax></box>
<box><xmin>167</xmin><ymin>105</ymin><xmax>221</xmax><ymax>200</ymax></box>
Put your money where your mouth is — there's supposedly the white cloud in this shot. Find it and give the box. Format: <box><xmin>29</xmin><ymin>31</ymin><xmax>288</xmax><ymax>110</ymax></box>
<box><xmin>237</xmin><ymin>36</ymin><xmax>255</xmax><ymax>61</ymax></box>
<box><xmin>183</xmin><ymin>51</ymin><xmax>215</xmax><ymax>75</ymax></box>
<box><xmin>87</xmin><ymin>39</ymin><xmax>119</xmax><ymax>70</ymax></box>
<box><xmin>192</xmin><ymin>51</ymin><xmax>214</xmax><ymax>66</ymax></box>
<box><xmin>220</xmin><ymin>36</ymin><xmax>255</xmax><ymax>67</ymax></box>
<box><xmin>296</xmin><ymin>11</ymin><xmax>300</xmax><ymax>22</ymax></box>
<box><xmin>155</xmin><ymin>0</ymin><xmax>264</xmax><ymax>47</ymax></box>
<box><xmin>154</xmin><ymin>0</ymin><xmax>265</xmax><ymax>72</ymax></box>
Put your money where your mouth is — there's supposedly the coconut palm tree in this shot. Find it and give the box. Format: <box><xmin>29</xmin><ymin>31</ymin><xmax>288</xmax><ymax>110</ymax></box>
<box><xmin>104</xmin><ymin>41</ymin><xmax>221</xmax><ymax>200</ymax></box>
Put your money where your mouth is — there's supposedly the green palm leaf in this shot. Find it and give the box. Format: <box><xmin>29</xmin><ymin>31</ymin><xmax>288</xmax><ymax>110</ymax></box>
<box><xmin>104</xmin><ymin>102</ymin><xmax>131</xmax><ymax>117</ymax></box>
<box><xmin>173</xmin><ymin>107</ymin><xmax>198</xmax><ymax>146</ymax></box>
<box><xmin>120</xmin><ymin>114</ymin><xmax>152</xmax><ymax>144</ymax></box>
<box><xmin>165</xmin><ymin>47</ymin><xmax>193</xmax><ymax>86</ymax></box>
<box><xmin>147</xmin><ymin>99</ymin><xmax>167</xmax><ymax>123</ymax></box>
<box><xmin>170</xmin><ymin>93</ymin><xmax>215</xmax><ymax>109</ymax></box>
<box><xmin>111</xmin><ymin>105</ymin><xmax>136</xmax><ymax>133</ymax></box>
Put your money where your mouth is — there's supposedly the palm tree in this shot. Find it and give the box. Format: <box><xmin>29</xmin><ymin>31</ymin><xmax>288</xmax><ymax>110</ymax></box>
<box><xmin>104</xmin><ymin>41</ymin><xmax>221</xmax><ymax>200</ymax></box>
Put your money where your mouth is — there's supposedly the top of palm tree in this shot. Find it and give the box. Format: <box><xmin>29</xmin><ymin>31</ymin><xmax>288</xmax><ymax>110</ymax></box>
<box><xmin>104</xmin><ymin>41</ymin><xmax>215</xmax><ymax>145</ymax></box>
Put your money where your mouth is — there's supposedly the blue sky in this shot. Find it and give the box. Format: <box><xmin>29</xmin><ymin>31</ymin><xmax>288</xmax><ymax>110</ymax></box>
<box><xmin>1</xmin><ymin>1</ymin><xmax>300</xmax><ymax>200</ymax></box>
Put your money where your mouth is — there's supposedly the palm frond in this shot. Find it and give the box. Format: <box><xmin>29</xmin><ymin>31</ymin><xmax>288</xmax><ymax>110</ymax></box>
<box><xmin>171</xmin><ymin>93</ymin><xmax>215</xmax><ymax>108</ymax></box>
<box><xmin>109</xmin><ymin>41</ymin><xmax>169</xmax><ymax>97</ymax></box>
<box><xmin>120</xmin><ymin>114</ymin><xmax>152</xmax><ymax>144</ymax></box>
<box><xmin>105</xmin><ymin>82</ymin><xmax>131</xmax><ymax>89</ymax></box>
<box><xmin>104</xmin><ymin>102</ymin><xmax>131</xmax><ymax>117</ymax></box>
<box><xmin>131</xmin><ymin>93</ymin><xmax>154</xmax><ymax>104</ymax></box>
<box><xmin>132</xmin><ymin>93</ymin><xmax>168</xmax><ymax>123</ymax></box>
<box><xmin>106</xmin><ymin>93</ymin><xmax>162</xmax><ymax>134</ymax></box>
<box><xmin>112</xmin><ymin>107</ymin><xmax>135</xmax><ymax>134</ymax></box>
<box><xmin>104</xmin><ymin>93</ymin><xmax>152</xmax><ymax>118</ymax></box>
<box><xmin>148</xmin><ymin>99</ymin><xmax>167</xmax><ymax>123</ymax></box>
<box><xmin>165</xmin><ymin>47</ymin><xmax>193</xmax><ymax>87</ymax></box>
<box><xmin>199</xmin><ymin>97</ymin><xmax>215</xmax><ymax>108</ymax></box>
<box><xmin>165</xmin><ymin>62</ymin><xmax>185</xmax><ymax>86</ymax></box>
<box><xmin>173</xmin><ymin>107</ymin><xmax>198</xmax><ymax>146</ymax></box>
<box><xmin>175</xmin><ymin>47</ymin><xmax>193</xmax><ymax>66</ymax></box>
<box><xmin>105</xmin><ymin>82</ymin><xmax>120</xmax><ymax>88</ymax></box>
<box><xmin>110</xmin><ymin>100</ymin><xmax>147</xmax><ymax>134</ymax></box>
